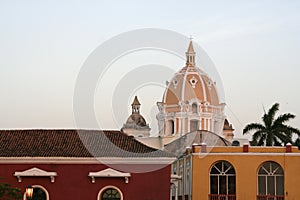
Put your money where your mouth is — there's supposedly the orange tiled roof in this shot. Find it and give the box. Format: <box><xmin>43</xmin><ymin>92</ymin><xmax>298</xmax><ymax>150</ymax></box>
<box><xmin>0</xmin><ymin>129</ymin><xmax>173</xmax><ymax>158</ymax></box>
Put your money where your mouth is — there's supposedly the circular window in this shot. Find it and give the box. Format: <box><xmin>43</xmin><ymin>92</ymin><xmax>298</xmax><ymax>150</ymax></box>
<box><xmin>101</xmin><ymin>188</ymin><xmax>121</xmax><ymax>200</ymax></box>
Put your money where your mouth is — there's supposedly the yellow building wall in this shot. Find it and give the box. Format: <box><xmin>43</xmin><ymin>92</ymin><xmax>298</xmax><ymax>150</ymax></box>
<box><xmin>192</xmin><ymin>150</ymin><xmax>300</xmax><ymax>200</ymax></box>
<box><xmin>284</xmin><ymin>156</ymin><xmax>300</xmax><ymax>200</ymax></box>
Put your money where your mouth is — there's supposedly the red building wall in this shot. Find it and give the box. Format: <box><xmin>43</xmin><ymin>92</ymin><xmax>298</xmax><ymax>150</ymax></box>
<box><xmin>0</xmin><ymin>163</ymin><xmax>171</xmax><ymax>200</ymax></box>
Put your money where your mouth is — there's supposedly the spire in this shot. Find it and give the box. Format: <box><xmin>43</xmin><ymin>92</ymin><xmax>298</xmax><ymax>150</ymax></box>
<box><xmin>187</xmin><ymin>40</ymin><xmax>195</xmax><ymax>53</ymax></box>
<box><xmin>132</xmin><ymin>96</ymin><xmax>141</xmax><ymax>105</ymax></box>
<box><xmin>186</xmin><ymin>38</ymin><xmax>196</xmax><ymax>67</ymax></box>
<box><xmin>132</xmin><ymin>96</ymin><xmax>141</xmax><ymax>114</ymax></box>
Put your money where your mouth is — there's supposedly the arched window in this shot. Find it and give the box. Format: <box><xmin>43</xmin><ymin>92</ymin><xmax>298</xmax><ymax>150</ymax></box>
<box><xmin>166</xmin><ymin>120</ymin><xmax>175</xmax><ymax>135</ymax></box>
<box><xmin>192</xmin><ymin>103</ymin><xmax>198</xmax><ymax>113</ymax></box>
<box><xmin>171</xmin><ymin>120</ymin><xmax>175</xmax><ymax>134</ymax></box>
<box><xmin>257</xmin><ymin>161</ymin><xmax>284</xmax><ymax>200</ymax></box>
<box><xmin>102</xmin><ymin>188</ymin><xmax>120</xmax><ymax>200</ymax></box>
<box><xmin>190</xmin><ymin>120</ymin><xmax>199</xmax><ymax>132</ymax></box>
<box><xmin>209</xmin><ymin>161</ymin><xmax>236</xmax><ymax>200</ymax></box>
<box><xmin>98</xmin><ymin>186</ymin><xmax>123</xmax><ymax>200</ymax></box>
<box><xmin>170</xmin><ymin>183</ymin><xmax>176</xmax><ymax>198</ymax></box>
<box><xmin>24</xmin><ymin>185</ymin><xmax>49</xmax><ymax>200</ymax></box>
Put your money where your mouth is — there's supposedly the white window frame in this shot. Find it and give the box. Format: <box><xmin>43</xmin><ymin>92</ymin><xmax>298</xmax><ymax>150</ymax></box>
<box><xmin>257</xmin><ymin>161</ymin><xmax>284</xmax><ymax>197</ymax></box>
<box><xmin>98</xmin><ymin>185</ymin><xmax>123</xmax><ymax>200</ymax></box>
<box><xmin>23</xmin><ymin>185</ymin><xmax>49</xmax><ymax>200</ymax></box>
<box><xmin>209</xmin><ymin>160</ymin><xmax>236</xmax><ymax>195</ymax></box>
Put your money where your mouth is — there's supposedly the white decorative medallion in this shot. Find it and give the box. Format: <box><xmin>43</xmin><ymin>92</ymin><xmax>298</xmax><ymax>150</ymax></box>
<box><xmin>173</xmin><ymin>79</ymin><xmax>178</xmax><ymax>89</ymax></box>
<box><xmin>189</xmin><ymin>76</ymin><xmax>198</xmax><ymax>88</ymax></box>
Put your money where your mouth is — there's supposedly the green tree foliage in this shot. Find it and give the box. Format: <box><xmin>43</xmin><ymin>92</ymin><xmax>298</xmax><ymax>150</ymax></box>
<box><xmin>0</xmin><ymin>179</ymin><xmax>21</xmax><ymax>200</ymax></box>
<box><xmin>294</xmin><ymin>137</ymin><xmax>300</xmax><ymax>149</ymax></box>
<box><xmin>243</xmin><ymin>102</ymin><xmax>300</xmax><ymax>146</ymax></box>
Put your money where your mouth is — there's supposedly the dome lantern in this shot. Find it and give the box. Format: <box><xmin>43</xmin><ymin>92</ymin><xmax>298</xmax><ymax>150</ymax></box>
<box><xmin>186</xmin><ymin>40</ymin><xmax>196</xmax><ymax>67</ymax></box>
<box><xmin>132</xmin><ymin>96</ymin><xmax>141</xmax><ymax>114</ymax></box>
<box><xmin>122</xmin><ymin>96</ymin><xmax>150</xmax><ymax>138</ymax></box>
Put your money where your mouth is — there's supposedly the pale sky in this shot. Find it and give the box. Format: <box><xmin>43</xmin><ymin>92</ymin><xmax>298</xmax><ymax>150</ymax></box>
<box><xmin>1</xmin><ymin>0</ymin><xmax>300</xmax><ymax>139</ymax></box>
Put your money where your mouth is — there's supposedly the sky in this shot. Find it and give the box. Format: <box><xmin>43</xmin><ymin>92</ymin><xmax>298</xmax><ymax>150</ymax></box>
<box><xmin>1</xmin><ymin>0</ymin><xmax>300</xmax><ymax>139</ymax></box>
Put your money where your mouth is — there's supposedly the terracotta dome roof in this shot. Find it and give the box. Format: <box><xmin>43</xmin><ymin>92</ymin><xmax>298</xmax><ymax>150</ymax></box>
<box><xmin>162</xmin><ymin>41</ymin><xmax>220</xmax><ymax>107</ymax></box>
<box><xmin>163</xmin><ymin>64</ymin><xmax>220</xmax><ymax>107</ymax></box>
<box><xmin>126</xmin><ymin>113</ymin><xmax>147</xmax><ymax>127</ymax></box>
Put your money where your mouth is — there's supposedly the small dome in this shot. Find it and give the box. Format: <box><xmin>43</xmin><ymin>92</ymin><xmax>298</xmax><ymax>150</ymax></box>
<box><xmin>126</xmin><ymin>113</ymin><xmax>147</xmax><ymax>127</ymax></box>
<box><xmin>122</xmin><ymin>96</ymin><xmax>150</xmax><ymax>138</ymax></box>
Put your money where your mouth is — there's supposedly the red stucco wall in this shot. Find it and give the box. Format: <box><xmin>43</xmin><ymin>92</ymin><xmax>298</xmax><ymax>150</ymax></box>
<box><xmin>0</xmin><ymin>163</ymin><xmax>171</xmax><ymax>200</ymax></box>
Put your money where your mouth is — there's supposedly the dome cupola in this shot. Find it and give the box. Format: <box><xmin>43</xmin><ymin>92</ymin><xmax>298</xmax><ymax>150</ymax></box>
<box><xmin>156</xmin><ymin>41</ymin><xmax>226</xmax><ymax>140</ymax></box>
<box><xmin>122</xmin><ymin>96</ymin><xmax>150</xmax><ymax>138</ymax></box>
<box><xmin>186</xmin><ymin>40</ymin><xmax>196</xmax><ymax>67</ymax></box>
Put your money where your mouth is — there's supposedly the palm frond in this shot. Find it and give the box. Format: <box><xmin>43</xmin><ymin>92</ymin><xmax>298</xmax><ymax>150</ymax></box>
<box><xmin>284</xmin><ymin>125</ymin><xmax>300</xmax><ymax>136</ymax></box>
<box><xmin>243</xmin><ymin>123</ymin><xmax>265</xmax><ymax>135</ymax></box>
<box><xmin>275</xmin><ymin>124</ymin><xmax>300</xmax><ymax>138</ymax></box>
<box><xmin>294</xmin><ymin>137</ymin><xmax>300</xmax><ymax>149</ymax></box>
<box><xmin>274</xmin><ymin>113</ymin><xmax>295</xmax><ymax>126</ymax></box>
<box><xmin>273</xmin><ymin>137</ymin><xmax>282</xmax><ymax>146</ymax></box>
<box><xmin>266</xmin><ymin>131</ymin><xmax>274</xmax><ymax>146</ymax></box>
<box><xmin>275</xmin><ymin>131</ymin><xmax>292</xmax><ymax>145</ymax></box>
<box><xmin>252</xmin><ymin>130</ymin><xmax>264</xmax><ymax>142</ymax></box>
<box><xmin>268</xmin><ymin>102</ymin><xmax>279</xmax><ymax>119</ymax></box>
<box><xmin>263</xmin><ymin>103</ymin><xmax>279</xmax><ymax>127</ymax></box>
<box><xmin>262</xmin><ymin>113</ymin><xmax>269</xmax><ymax>128</ymax></box>
<box><xmin>257</xmin><ymin>134</ymin><xmax>266</xmax><ymax>146</ymax></box>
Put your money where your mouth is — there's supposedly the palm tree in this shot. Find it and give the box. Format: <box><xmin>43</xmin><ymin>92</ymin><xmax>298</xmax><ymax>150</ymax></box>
<box><xmin>294</xmin><ymin>137</ymin><xmax>300</xmax><ymax>149</ymax></box>
<box><xmin>243</xmin><ymin>102</ymin><xmax>300</xmax><ymax>146</ymax></box>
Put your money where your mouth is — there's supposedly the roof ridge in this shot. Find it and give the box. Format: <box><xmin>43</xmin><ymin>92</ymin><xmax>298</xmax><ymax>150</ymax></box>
<box><xmin>0</xmin><ymin>129</ymin><xmax>174</xmax><ymax>158</ymax></box>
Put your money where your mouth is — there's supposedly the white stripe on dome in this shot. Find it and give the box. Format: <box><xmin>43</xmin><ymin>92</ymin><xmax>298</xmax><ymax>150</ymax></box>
<box><xmin>197</xmin><ymin>71</ymin><xmax>207</xmax><ymax>102</ymax></box>
<box><xmin>181</xmin><ymin>66</ymin><xmax>189</xmax><ymax>102</ymax></box>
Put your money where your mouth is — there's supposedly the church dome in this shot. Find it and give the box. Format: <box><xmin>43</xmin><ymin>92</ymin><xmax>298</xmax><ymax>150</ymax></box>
<box><xmin>156</xmin><ymin>40</ymin><xmax>225</xmax><ymax>138</ymax></box>
<box><xmin>126</xmin><ymin>113</ymin><xmax>147</xmax><ymax>126</ymax></box>
<box><xmin>122</xmin><ymin>96</ymin><xmax>150</xmax><ymax>138</ymax></box>
<box><xmin>124</xmin><ymin>96</ymin><xmax>147</xmax><ymax>127</ymax></box>
<box><xmin>163</xmin><ymin>41</ymin><xmax>220</xmax><ymax>107</ymax></box>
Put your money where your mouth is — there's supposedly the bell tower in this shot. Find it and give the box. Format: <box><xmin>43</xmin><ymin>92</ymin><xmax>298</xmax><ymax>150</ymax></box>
<box><xmin>132</xmin><ymin>96</ymin><xmax>141</xmax><ymax>114</ymax></box>
<box><xmin>186</xmin><ymin>40</ymin><xmax>196</xmax><ymax>67</ymax></box>
<box><xmin>121</xmin><ymin>96</ymin><xmax>150</xmax><ymax>138</ymax></box>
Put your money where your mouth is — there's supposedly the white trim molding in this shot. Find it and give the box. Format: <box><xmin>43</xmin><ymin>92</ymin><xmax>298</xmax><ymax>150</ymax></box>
<box><xmin>192</xmin><ymin>153</ymin><xmax>300</xmax><ymax>156</ymax></box>
<box><xmin>14</xmin><ymin>167</ymin><xmax>57</xmax><ymax>183</ymax></box>
<box><xmin>89</xmin><ymin>168</ymin><xmax>131</xmax><ymax>184</ymax></box>
<box><xmin>0</xmin><ymin>157</ymin><xmax>176</xmax><ymax>164</ymax></box>
<box><xmin>171</xmin><ymin>174</ymin><xmax>182</xmax><ymax>182</ymax></box>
